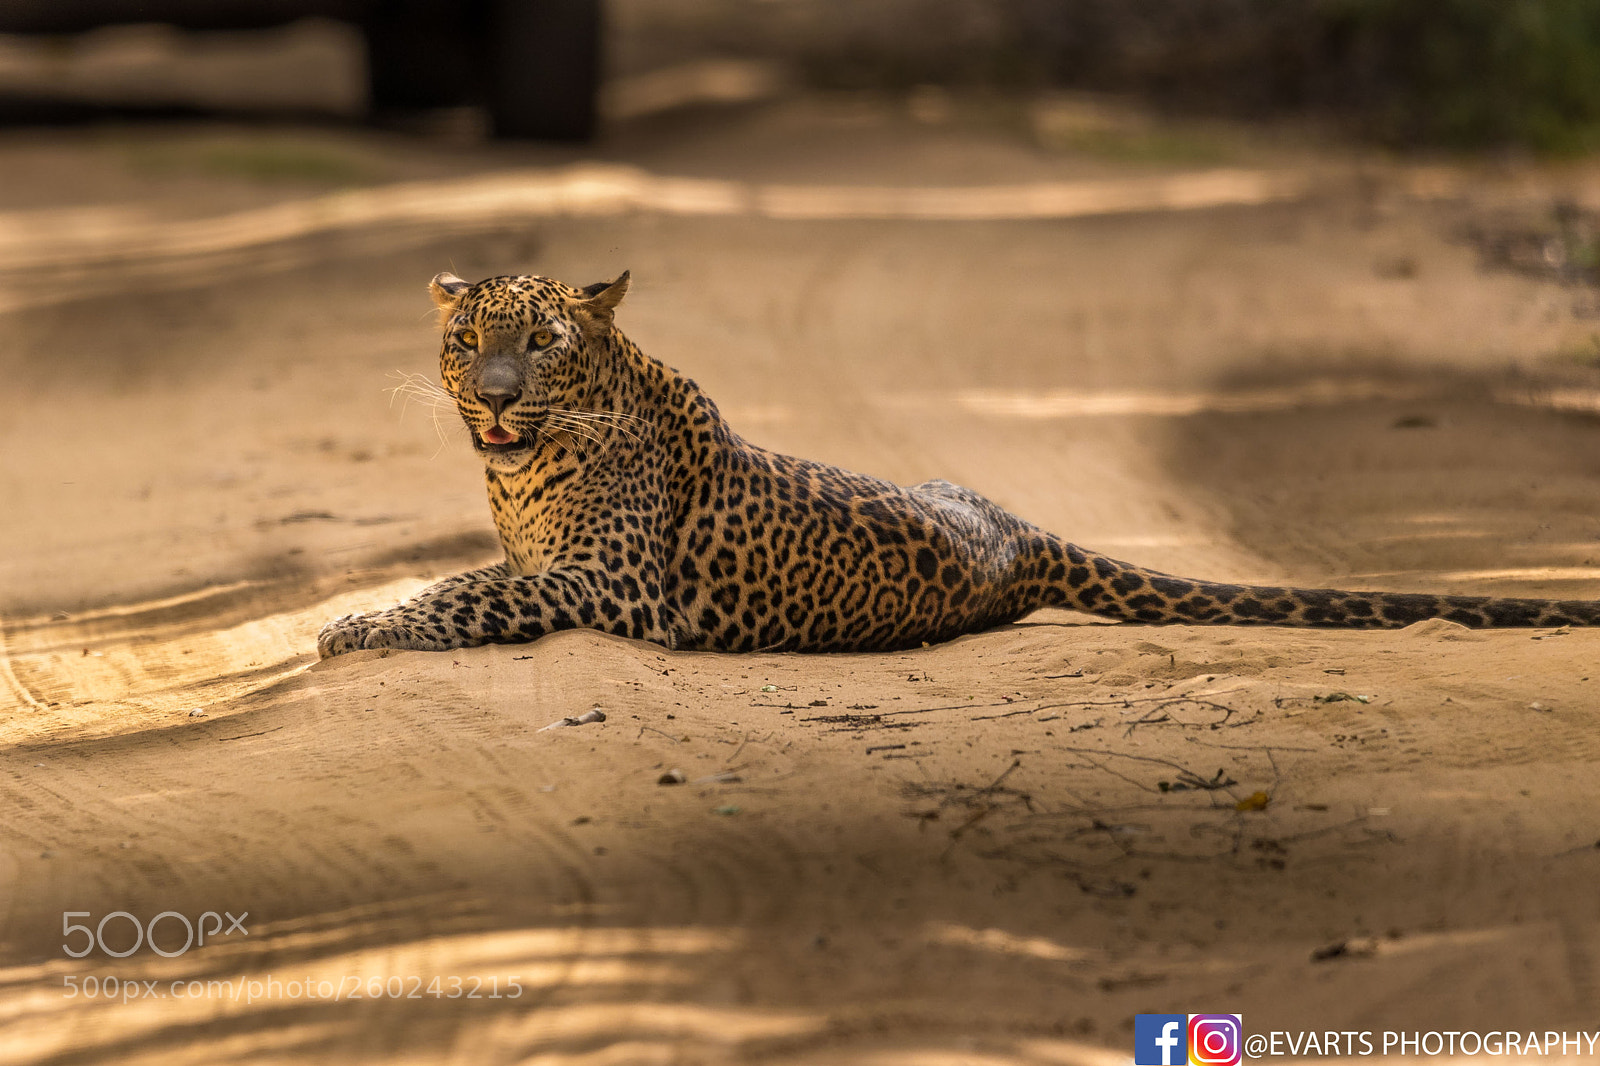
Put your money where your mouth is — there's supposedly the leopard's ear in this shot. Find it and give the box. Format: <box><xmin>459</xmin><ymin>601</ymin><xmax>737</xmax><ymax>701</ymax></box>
<box><xmin>580</xmin><ymin>271</ymin><xmax>630</xmax><ymax>313</ymax></box>
<box><xmin>429</xmin><ymin>272</ymin><xmax>470</xmax><ymax>311</ymax></box>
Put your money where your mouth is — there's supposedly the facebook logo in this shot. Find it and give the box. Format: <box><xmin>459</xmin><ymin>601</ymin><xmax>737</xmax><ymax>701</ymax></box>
<box><xmin>1134</xmin><ymin>1014</ymin><xmax>1189</xmax><ymax>1066</ymax></box>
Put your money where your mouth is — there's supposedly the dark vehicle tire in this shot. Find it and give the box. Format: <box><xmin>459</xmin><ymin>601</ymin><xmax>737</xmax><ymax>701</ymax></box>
<box><xmin>364</xmin><ymin>0</ymin><xmax>478</xmax><ymax>112</ymax></box>
<box><xmin>485</xmin><ymin>0</ymin><xmax>600</xmax><ymax>141</ymax></box>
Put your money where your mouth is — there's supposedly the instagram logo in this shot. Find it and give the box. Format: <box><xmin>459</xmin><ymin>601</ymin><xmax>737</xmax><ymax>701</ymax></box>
<box><xmin>1134</xmin><ymin>1014</ymin><xmax>1243</xmax><ymax>1065</ymax></box>
<box><xmin>1189</xmin><ymin>1014</ymin><xmax>1242</xmax><ymax>1066</ymax></box>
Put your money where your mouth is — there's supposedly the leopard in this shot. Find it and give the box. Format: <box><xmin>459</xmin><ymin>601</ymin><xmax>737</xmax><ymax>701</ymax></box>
<box><xmin>317</xmin><ymin>269</ymin><xmax>1600</xmax><ymax>658</ymax></box>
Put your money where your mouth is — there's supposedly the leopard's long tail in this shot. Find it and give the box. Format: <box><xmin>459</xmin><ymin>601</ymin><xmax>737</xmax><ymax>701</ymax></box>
<box><xmin>1039</xmin><ymin>539</ymin><xmax>1600</xmax><ymax>628</ymax></box>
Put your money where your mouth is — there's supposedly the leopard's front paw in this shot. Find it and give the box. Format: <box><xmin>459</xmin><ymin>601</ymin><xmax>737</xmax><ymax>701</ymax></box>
<box><xmin>318</xmin><ymin>613</ymin><xmax>443</xmax><ymax>658</ymax></box>
<box><xmin>318</xmin><ymin>613</ymin><xmax>376</xmax><ymax>658</ymax></box>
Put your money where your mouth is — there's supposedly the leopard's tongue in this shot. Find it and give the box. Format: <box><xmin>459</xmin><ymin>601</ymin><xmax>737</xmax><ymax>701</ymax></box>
<box><xmin>483</xmin><ymin>426</ymin><xmax>518</xmax><ymax>445</ymax></box>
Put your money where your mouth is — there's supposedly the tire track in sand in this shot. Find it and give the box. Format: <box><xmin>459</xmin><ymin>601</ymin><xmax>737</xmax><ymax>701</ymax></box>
<box><xmin>0</xmin><ymin>576</ymin><xmax>430</xmax><ymax>746</ymax></box>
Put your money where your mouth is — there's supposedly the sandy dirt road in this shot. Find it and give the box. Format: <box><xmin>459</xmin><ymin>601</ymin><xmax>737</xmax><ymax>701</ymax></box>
<box><xmin>3</xmin><ymin>100</ymin><xmax>1600</xmax><ymax>1064</ymax></box>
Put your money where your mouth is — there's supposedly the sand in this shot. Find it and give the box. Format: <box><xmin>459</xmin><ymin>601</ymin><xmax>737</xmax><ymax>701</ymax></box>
<box><xmin>4</xmin><ymin>101</ymin><xmax>1600</xmax><ymax>1064</ymax></box>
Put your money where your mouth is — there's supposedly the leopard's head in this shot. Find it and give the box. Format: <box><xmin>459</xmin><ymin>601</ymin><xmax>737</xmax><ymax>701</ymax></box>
<box><xmin>429</xmin><ymin>270</ymin><xmax>629</xmax><ymax>472</ymax></box>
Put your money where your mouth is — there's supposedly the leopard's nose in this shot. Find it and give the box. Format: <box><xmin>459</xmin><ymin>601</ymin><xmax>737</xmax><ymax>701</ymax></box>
<box><xmin>476</xmin><ymin>362</ymin><xmax>522</xmax><ymax>418</ymax></box>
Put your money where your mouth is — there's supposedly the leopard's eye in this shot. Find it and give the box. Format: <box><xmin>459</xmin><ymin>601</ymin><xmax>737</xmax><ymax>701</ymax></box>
<box><xmin>460</xmin><ymin>328</ymin><xmax>479</xmax><ymax>348</ymax></box>
<box><xmin>531</xmin><ymin>329</ymin><xmax>554</xmax><ymax>349</ymax></box>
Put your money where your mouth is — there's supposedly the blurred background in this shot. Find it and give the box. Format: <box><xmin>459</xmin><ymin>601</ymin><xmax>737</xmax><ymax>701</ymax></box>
<box><xmin>4</xmin><ymin>0</ymin><xmax>1600</xmax><ymax>151</ymax></box>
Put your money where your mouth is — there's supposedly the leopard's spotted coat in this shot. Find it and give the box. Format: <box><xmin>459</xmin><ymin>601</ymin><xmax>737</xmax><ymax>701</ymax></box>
<box><xmin>317</xmin><ymin>271</ymin><xmax>1600</xmax><ymax>657</ymax></box>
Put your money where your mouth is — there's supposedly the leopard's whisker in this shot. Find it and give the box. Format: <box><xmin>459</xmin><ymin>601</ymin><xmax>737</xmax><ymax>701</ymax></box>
<box><xmin>392</xmin><ymin>388</ymin><xmax>457</xmax><ymax>408</ymax></box>
<box><xmin>545</xmin><ymin>405</ymin><xmax>648</xmax><ymax>426</ymax></box>
<box><xmin>386</xmin><ymin>369</ymin><xmax>451</xmax><ymax>394</ymax></box>
<box><xmin>397</xmin><ymin>392</ymin><xmax>458</xmax><ymax>450</ymax></box>
<box><xmin>385</xmin><ymin>371</ymin><xmax>457</xmax><ymax>413</ymax></box>
<box><xmin>558</xmin><ymin>415</ymin><xmax>611</xmax><ymax>442</ymax></box>
<box><xmin>572</xmin><ymin>414</ymin><xmax>647</xmax><ymax>440</ymax></box>
<box><xmin>563</xmin><ymin>427</ymin><xmax>631</xmax><ymax>450</ymax></box>
<box><xmin>383</xmin><ymin>372</ymin><xmax>463</xmax><ymax>453</ymax></box>
<box><xmin>429</xmin><ymin>403</ymin><xmax>456</xmax><ymax>450</ymax></box>
<box><xmin>546</xmin><ymin>407</ymin><xmax>647</xmax><ymax>445</ymax></box>
<box><xmin>545</xmin><ymin>414</ymin><xmax>606</xmax><ymax>452</ymax></box>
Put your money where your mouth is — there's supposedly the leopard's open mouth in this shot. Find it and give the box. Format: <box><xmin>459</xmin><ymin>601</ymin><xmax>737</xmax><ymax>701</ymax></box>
<box><xmin>474</xmin><ymin>425</ymin><xmax>529</xmax><ymax>453</ymax></box>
